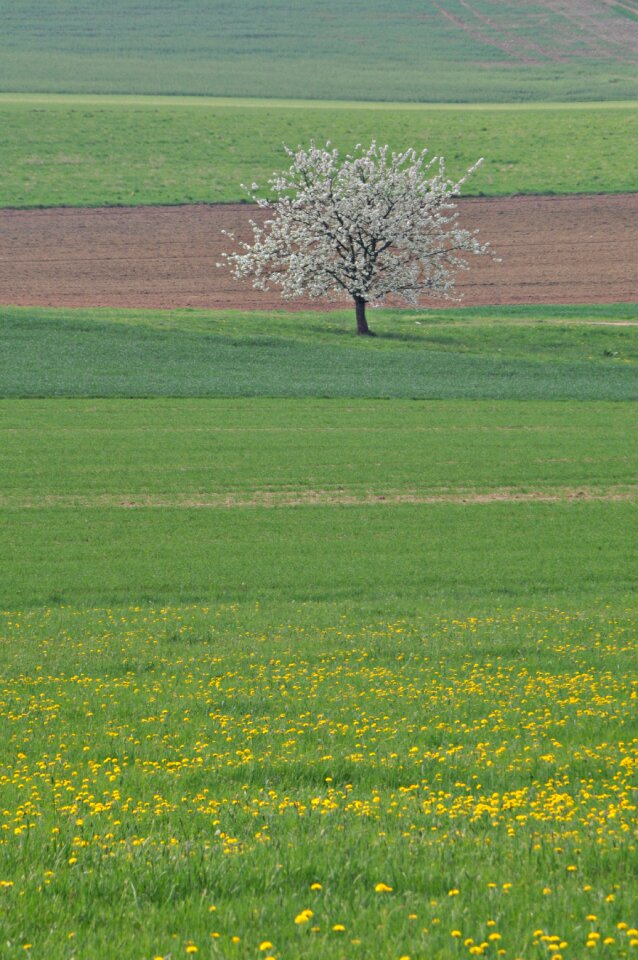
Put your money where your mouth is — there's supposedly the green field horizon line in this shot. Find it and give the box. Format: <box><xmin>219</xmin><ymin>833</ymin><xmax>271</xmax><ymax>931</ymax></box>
<box><xmin>2</xmin><ymin>92</ymin><xmax>638</xmax><ymax>112</ymax></box>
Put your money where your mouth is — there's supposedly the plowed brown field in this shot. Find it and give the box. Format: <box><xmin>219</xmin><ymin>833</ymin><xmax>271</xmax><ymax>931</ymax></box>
<box><xmin>1</xmin><ymin>194</ymin><xmax>636</xmax><ymax>310</ymax></box>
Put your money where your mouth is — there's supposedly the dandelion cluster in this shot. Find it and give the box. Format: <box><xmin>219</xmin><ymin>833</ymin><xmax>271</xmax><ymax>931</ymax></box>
<box><xmin>0</xmin><ymin>606</ymin><xmax>636</xmax><ymax>959</ymax></box>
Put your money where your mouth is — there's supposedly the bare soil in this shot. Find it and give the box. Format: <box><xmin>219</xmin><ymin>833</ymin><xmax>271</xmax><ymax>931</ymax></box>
<box><xmin>1</xmin><ymin>194</ymin><xmax>636</xmax><ymax>311</ymax></box>
<box><xmin>1</xmin><ymin>485</ymin><xmax>636</xmax><ymax>509</ymax></box>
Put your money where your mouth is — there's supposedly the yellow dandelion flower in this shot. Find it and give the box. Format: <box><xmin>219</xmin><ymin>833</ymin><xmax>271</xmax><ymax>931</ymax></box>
<box><xmin>448</xmin><ymin>888</ymin><xmax>460</xmax><ymax>896</ymax></box>
<box><xmin>333</xmin><ymin>924</ymin><xmax>346</xmax><ymax>932</ymax></box>
<box><xmin>310</xmin><ymin>883</ymin><xmax>322</xmax><ymax>891</ymax></box>
<box><xmin>375</xmin><ymin>882</ymin><xmax>393</xmax><ymax>893</ymax></box>
<box><xmin>185</xmin><ymin>948</ymin><xmax>198</xmax><ymax>955</ymax></box>
<box><xmin>259</xmin><ymin>944</ymin><xmax>273</xmax><ymax>952</ymax></box>
<box><xmin>294</xmin><ymin>910</ymin><xmax>313</xmax><ymax>924</ymax></box>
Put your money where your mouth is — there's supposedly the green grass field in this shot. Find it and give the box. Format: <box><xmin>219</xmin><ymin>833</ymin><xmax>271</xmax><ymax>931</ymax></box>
<box><xmin>2</xmin><ymin>304</ymin><xmax>637</xmax><ymax>400</ymax></box>
<box><xmin>2</xmin><ymin>0</ymin><xmax>637</xmax><ymax>102</ymax></box>
<box><xmin>2</xmin><ymin>97</ymin><xmax>637</xmax><ymax>207</ymax></box>
<box><xmin>1</xmin><ymin>606</ymin><xmax>637</xmax><ymax>959</ymax></box>
<box><xmin>3</xmin><ymin>2</ymin><xmax>638</xmax><ymax>953</ymax></box>
<box><xmin>2</xmin><ymin>299</ymin><xmax>637</xmax><ymax>957</ymax></box>
<box><xmin>2</xmin><ymin>392</ymin><xmax>637</xmax><ymax>609</ymax></box>
<box><xmin>1</xmin><ymin>301</ymin><xmax>637</xmax><ymax>615</ymax></box>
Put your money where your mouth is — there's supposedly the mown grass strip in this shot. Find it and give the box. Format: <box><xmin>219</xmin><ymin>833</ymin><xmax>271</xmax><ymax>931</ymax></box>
<box><xmin>3</xmin><ymin>93</ymin><xmax>638</xmax><ymax>111</ymax></box>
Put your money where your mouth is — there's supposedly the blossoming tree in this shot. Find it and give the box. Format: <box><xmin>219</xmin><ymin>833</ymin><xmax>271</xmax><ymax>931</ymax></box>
<box><xmin>222</xmin><ymin>140</ymin><xmax>492</xmax><ymax>336</ymax></box>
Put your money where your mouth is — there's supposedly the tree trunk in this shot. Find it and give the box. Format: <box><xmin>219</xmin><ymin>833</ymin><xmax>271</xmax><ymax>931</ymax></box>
<box><xmin>354</xmin><ymin>296</ymin><xmax>374</xmax><ymax>336</ymax></box>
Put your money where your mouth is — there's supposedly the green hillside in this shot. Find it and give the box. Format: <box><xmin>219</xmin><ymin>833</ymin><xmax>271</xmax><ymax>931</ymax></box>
<box><xmin>1</xmin><ymin>0</ymin><xmax>637</xmax><ymax>102</ymax></box>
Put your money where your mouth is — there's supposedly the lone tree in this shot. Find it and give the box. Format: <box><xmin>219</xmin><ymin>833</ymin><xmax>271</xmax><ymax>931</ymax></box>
<box><xmin>222</xmin><ymin>140</ymin><xmax>492</xmax><ymax>336</ymax></box>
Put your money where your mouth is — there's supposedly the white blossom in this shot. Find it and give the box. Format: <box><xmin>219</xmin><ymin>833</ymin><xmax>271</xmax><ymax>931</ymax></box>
<box><xmin>221</xmin><ymin>140</ymin><xmax>493</xmax><ymax>335</ymax></box>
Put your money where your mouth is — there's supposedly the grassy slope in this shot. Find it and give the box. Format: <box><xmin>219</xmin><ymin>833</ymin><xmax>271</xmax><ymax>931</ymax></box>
<box><xmin>2</xmin><ymin>98</ymin><xmax>637</xmax><ymax>207</ymax></box>
<box><xmin>1</xmin><ymin>0</ymin><xmax>637</xmax><ymax>101</ymax></box>
<box><xmin>2</xmin><ymin>304</ymin><xmax>637</xmax><ymax>400</ymax></box>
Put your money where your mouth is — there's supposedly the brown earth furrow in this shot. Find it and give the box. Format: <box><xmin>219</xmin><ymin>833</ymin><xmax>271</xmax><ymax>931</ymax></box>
<box><xmin>0</xmin><ymin>195</ymin><xmax>637</xmax><ymax>310</ymax></box>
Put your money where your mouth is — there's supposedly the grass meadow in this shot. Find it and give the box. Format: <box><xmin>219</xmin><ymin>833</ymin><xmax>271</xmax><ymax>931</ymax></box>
<box><xmin>2</xmin><ymin>97</ymin><xmax>638</xmax><ymax>207</ymax></box>
<box><xmin>2</xmin><ymin>303</ymin><xmax>638</xmax><ymax>400</ymax></box>
<box><xmin>1</xmin><ymin>296</ymin><xmax>638</xmax><ymax>958</ymax></box>
<box><xmin>2</xmin><ymin>0</ymin><xmax>638</xmax><ymax>102</ymax></box>
<box><xmin>2</xmin><ymin>9</ymin><xmax>638</xmax><ymax>939</ymax></box>
<box><xmin>2</xmin><ymin>390</ymin><xmax>637</xmax><ymax>609</ymax></box>
<box><xmin>1</xmin><ymin>607</ymin><xmax>637</xmax><ymax>960</ymax></box>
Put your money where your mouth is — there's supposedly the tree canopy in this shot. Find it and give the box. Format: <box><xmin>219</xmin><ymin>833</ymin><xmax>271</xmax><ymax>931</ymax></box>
<box><xmin>222</xmin><ymin>141</ymin><xmax>492</xmax><ymax>334</ymax></box>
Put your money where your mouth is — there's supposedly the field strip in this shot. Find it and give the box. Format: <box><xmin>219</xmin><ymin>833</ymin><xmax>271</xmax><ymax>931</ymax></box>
<box><xmin>2</xmin><ymin>195</ymin><xmax>637</xmax><ymax>309</ymax></box>
<box><xmin>2</xmin><ymin>93</ymin><xmax>637</xmax><ymax>110</ymax></box>
<box><xmin>2</xmin><ymin>485</ymin><xmax>636</xmax><ymax>509</ymax></box>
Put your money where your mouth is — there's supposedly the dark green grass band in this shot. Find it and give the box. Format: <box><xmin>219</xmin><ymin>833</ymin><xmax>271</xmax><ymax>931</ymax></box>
<box><xmin>2</xmin><ymin>304</ymin><xmax>637</xmax><ymax>400</ymax></box>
